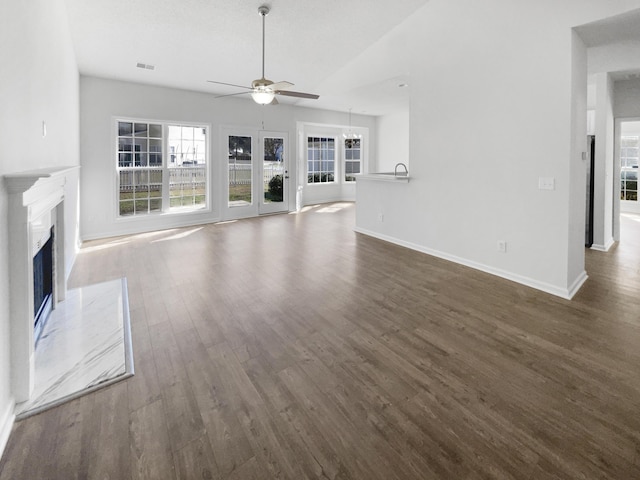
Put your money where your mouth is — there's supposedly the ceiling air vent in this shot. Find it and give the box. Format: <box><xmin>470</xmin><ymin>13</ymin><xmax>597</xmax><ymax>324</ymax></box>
<box><xmin>136</xmin><ymin>63</ymin><xmax>155</xmax><ymax>71</ymax></box>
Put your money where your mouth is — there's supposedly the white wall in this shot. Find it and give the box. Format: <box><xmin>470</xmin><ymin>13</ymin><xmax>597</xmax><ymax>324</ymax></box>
<box><xmin>588</xmin><ymin>41</ymin><xmax>640</xmax><ymax>77</ymax></box>
<box><xmin>80</xmin><ymin>77</ymin><xmax>376</xmax><ymax>240</ymax></box>
<box><xmin>614</xmin><ymin>83</ymin><xmax>640</xmax><ymax>215</ymax></box>
<box><xmin>592</xmin><ymin>73</ymin><xmax>616</xmax><ymax>250</ymax></box>
<box><xmin>407</xmin><ymin>0</ymin><xmax>577</xmax><ymax>296</ymax></box>
<box><xmin>376</xmin><ymin>111</ymin><xmax>410</xmax><ymax>172</ymax></box>
<box><xmin>356</xmin><ymin>0</ymin><xmax>640</xmax><ymax>298</ymax></box>
<box><xmin>568</xmin><ymin>31</ymin><xmax>589</xmax><ymax>287</ymax></box>
<box><xmin>0</xmin><ymin>0</ymin><xmax>80</xmax><ymax>456</ymax></box>
<box><xmin>614</xmin><ymin>78</ymin><xmax>640</xmax><ymax>118</ymax></box>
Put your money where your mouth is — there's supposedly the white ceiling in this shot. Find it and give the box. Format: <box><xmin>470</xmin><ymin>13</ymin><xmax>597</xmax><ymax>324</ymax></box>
<box><xmin>63</xmin><ymin>0</ymin><xmax>429</xmax><ymax>116</ymax></box>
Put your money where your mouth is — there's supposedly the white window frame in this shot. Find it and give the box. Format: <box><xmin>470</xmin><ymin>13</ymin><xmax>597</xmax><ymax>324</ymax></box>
<box><xmin>621</xmin><ymin>135</ymin><xmax>639</xmax><ymax>203</ymax></box>
<box><xmin>343</xmin><ymin>137</ymin><xmax>362</xmax><ymax>182</ymax></box>
<box><xmin>306</xmin><ymin>136</ymin><xmax>337</xmax><ymax>185</ymax></box>
<box><xmin>115</xmin><ymin>118</ymin><xmax>210</xmax><ymax>218</ymax></box>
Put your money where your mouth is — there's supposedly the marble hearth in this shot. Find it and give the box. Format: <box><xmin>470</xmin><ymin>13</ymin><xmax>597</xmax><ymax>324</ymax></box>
<box><xmin>15</xmin><ymin>278</ymin><xmax>133</xmax><ymax>418</ymax></box>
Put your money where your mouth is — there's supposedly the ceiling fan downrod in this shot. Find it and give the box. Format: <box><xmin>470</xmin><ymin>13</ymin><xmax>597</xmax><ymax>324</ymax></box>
<box><xmin>258</xmin><ymin>5</ymin><xmax>270</xmax><ymax>81</ymax></box>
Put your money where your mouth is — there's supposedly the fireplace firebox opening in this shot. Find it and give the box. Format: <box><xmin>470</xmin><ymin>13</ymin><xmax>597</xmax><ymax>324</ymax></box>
<box><xmin>33</xmin><ymin>227</ymin><xmax>54</xmax><ymax>343</ymax></box>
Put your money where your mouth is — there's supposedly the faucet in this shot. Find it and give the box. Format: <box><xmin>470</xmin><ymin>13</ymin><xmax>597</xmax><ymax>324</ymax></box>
<box><xmin>394</xmin><ymin>163</ymin><xmax>408</xmax><ymax>177</ymax></box>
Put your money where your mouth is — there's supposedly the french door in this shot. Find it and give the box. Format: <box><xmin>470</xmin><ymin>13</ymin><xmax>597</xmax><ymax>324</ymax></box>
<box><xmin>223</xmin><ymin>128</ymin><xmax>289</xmax><ymax>219</ymax></box>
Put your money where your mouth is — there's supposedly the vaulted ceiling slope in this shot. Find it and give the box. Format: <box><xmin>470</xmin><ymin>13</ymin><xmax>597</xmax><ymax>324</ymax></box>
<box><xmin>63</xmin><ymin>0</ymin><xmax>429</xmax><ymax>114</ymax></box>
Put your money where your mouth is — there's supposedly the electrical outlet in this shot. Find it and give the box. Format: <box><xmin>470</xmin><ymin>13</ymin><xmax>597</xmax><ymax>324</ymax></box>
<box><xmin>497</xmin><ymin>240</ymin><xmax>507</xmax><ymax>253</ymax></box>
<box><xmin>378</xmin><ymin>214</ymin><xmax>384</xmax><ymax>222</ymax></box>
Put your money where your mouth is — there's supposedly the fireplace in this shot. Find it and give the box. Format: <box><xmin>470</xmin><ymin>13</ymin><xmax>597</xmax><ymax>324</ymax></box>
<box><xmin>33</xmin><ymin>227</ymin><xmax>54</xmax><ymax>342</ymax></box>
<box><xmin>5</xmin><ymin>166</ymin><xmax>79</xmax><ymax>402</ymax></box>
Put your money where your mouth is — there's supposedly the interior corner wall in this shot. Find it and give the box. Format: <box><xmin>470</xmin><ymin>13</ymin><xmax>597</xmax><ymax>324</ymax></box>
<box><xmin>567</xmin><ymin>30</ymin><xmax>588</xmax><ymax>291</ymax></box>
<box><xmin>0</xmin><ymin>0</ymin><xmax>80</xmax><ymax>458</ymax></box>
<box><xmin>592</xmin><ymin>72</ymin><xmax>615</xmax><ymax>250</ymax></box>
<box><xmin>376</xmin><ymin>111</ymin><xmax>410</xmax><ymax>172</ymax></box>
<box><xmin>296</xmin><ymin>122</ymin><xmax>368</xmax><ymax>206</ymax></box>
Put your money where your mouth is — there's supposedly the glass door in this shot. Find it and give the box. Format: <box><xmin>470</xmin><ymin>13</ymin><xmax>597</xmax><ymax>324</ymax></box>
<box><xmin>259</xmin><ymin>132</ymin><xmax>288</xmax><ymax>215</ymax></box>
<box><xmin>222</xmin><ymin>129</ymin><xmax>289</xmax><ymax>220</ymax></box>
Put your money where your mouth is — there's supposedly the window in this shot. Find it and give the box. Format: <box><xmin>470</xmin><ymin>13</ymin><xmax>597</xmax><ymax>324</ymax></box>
<box><xmin>344</xmin><ymin>138</ymin><xmax>361</xmax><ymax>182</ymax></box>
<box><xmin>117</xmin><ymin>120</ymin><xmax>207</xmax><ymax>217</ymax></box>
<box><xmin>307</xmin><ymin>137</ymin><xmax>335</xmax><ymax>183</ymax></box>
<box><xmin>117</xmin><ymin>121</ymin><xmax>163</xmax><ymax>216</ymax></box>
<box><xmin>621</xmin><ymin>136</ymin><xmax>639</xmax><ymax>202</ymax></box>
<box><xmin>168</xmin><ymin>126</ymin><xmax>207</xmax><ymax>208</ymax></box>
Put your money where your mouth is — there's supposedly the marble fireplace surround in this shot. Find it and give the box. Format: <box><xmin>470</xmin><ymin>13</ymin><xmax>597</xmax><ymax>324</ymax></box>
<box><xmin>5</xmin><ymin>166</ymin><xmax>78</xmax><ymax>403</ymax></box>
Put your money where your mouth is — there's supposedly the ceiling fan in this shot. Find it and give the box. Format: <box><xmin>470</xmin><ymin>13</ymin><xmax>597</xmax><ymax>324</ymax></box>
<box><xmin>207</xmin><ymin>5</ymin><xmax>319</xmax><ymax>105</ymax></box>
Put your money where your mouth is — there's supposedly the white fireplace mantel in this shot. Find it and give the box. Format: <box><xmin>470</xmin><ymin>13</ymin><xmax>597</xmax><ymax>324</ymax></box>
<box><xmin>5</xmin><ymin>165</ymin><xmax>79</xmax><ymax>402</ymax></box>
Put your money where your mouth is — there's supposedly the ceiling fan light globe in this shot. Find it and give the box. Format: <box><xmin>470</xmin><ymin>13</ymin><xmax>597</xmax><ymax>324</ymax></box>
<box><xmin>251</xmin><ymin>91</ymin><xmax>276</xmax><ymax>105</ymax></box>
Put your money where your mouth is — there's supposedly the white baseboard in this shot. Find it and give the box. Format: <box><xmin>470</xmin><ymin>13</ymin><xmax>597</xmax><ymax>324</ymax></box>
<box><xmin>354</xmin><ymin>227</ymin><xmax>581</xmax><ymax>300</ymax></box>
<box><xmin>81</xmin><ymin>213</ymin><xmax>221</xmax><ymax>242</ymax></box>
<box><xmin>567</xmin><ymin>270</ymin><xmax>589</xmax><ymax>300</ymax></box>
<box><xmin>590</xmin><ymin>237</ymin><xmax>615</xmax><ymax>252</ymax></box>
<box><xmin>0</xmin><ymin>398</ymin><xmax>15</xmax><ymax>461</ymax></box>
<box><xmin>302</xmin><ymin>196</ymin><xmax>352</xmax><ymax>207</ymax></box>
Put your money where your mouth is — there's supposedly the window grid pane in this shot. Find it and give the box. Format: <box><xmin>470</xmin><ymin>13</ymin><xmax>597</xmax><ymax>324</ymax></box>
<box><xmin>344</xmin><ymin>138</ymin><xmax>361</xmax><ymax>182</ymax></box>
<box><xmin>117</xmin><ymin>120</ymin><xmax>207</xmax><ymax>216</ymax></box>
<box><xmin>169</xmin><ymin>126</ymin><xmax>207</xmax><ymax>210</ymax></box>
<box><xmin>621</xmin><ymin>136</ymin><xmax>639</xmax><ymax>202</ymax></box>
<box><xmin>307</xmin><ymin>136</ymin><xmax>335</xmax><ymax>184</ymax></box>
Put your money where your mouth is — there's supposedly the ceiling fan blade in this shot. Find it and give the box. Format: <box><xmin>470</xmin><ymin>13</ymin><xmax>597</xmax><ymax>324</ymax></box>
<box><xmin>207</xmin><ymin>80</ymin><xmax>253</xmax><ymax>90</ymax></box>
<box><xmin>269</xmin><ymin>97</ymin><xmax>279</xmax><ymax>105</ymax></box>
<box><xmin>276</xmin><ymin>90</ymin><xmax>320</xmax><ymax>100</ymax></box>
<box><xmin>214</xmin><ymin>91</ymin><xmax>250</xmax><ymax>99</ymax></box>
<box><xmin>270</xmin><ymin>81</ymin><xmax>294</xmax><ymax>91</ymax></box>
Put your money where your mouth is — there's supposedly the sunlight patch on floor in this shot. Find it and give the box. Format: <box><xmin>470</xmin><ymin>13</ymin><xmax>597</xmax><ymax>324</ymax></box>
<box><xmin>151</xmin><ymin>227</ymin><xmax>204</xmax><ymax>243</ymax></box>
<box><xmin>290</xmin><ymin>204</ymin><xmax>320</xmax><ymax>214</ymax></box>
<box><xmin>80</xmin><ymin>238</ymin><xmax>131</xmax><ymax>254</ymax></box>
<box><xmin>317</xmin><ymin>203</ymin><xmax>352</xmax><ymax>213</ymax></box>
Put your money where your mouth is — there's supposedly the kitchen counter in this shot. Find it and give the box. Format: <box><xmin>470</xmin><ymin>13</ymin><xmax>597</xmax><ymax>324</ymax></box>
<box><xmin>357</xmin><ymin>173</ymin><xmax>410</xmax><ymax>183</ymax></box>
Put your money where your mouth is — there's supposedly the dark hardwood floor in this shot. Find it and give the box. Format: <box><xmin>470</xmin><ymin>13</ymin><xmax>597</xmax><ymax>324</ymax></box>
<box><xmin>2</xmin><ymin>203</ymin><xmax>640</xmax><ymax>479</ymax></box>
